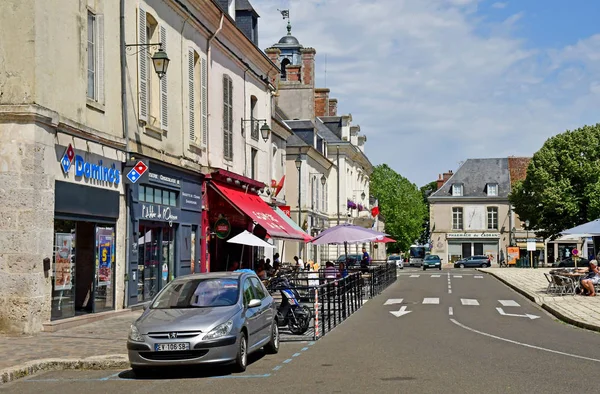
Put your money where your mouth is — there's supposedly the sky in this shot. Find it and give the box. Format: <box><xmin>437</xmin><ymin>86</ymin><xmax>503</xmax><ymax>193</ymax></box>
<box><xmin>250</xmin><ymin>0</ymin><xmax>600</xmax><ymax>187</ymax></box>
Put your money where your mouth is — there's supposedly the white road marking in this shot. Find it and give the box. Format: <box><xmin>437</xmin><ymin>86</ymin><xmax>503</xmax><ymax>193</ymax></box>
<box><xmin>474</xmin><ymin>275</ymin><xmax>484</xmax><ymax>279</ymax></box>
<box><xmin>431</xmin><ymin>274</ymin><xmax>441</xmax><ymax>278</ymax></box>
<box><xmin>496</xmin><ymin>307</ymin><xmax>540</xmax><ymax>319</ymax></box>
<box><xmin>499</xmin><ymin>300</ymin><xmax>520</xmax><ymax>307</ymax></box>
<box><xmin>449</xmin><ymin>307</ymin><xmax>453</xmax><ymax>316</ymax></box>
<box><xmin>447</xmin><ymin>272</ymin><xmax>452</xmax><ymax>294</ymax></box>
<box><xmin>423</xmin><ymin>298</ymin><xmax>440</xmax><ymax>304</ymax></box>
<box><xmin>453</xmin><ymin>275</ymin><xmax>463</xmax><ymax>278</ymax></box>
<box><xmin>384</xmin><ymin>298</ymin><xmax>403</xmax><ymax>305</ymax></box>
<box><xmin>461</xmin><ymin>299</ymin><xmax>480</xmax><ymax>306</ymax></box>
<box><xmin>450</xmin><ymin>319</ymin><xmax>600</xmax><ymax>363</ymax></box>
<box><xmin>449</xmin><ymin>289</ymin><xmax>453</xmax><ymax>294</ymax></box>
<box><xmin>410</xmin><ymin>275</ymin><xmax>420</xmax><ymax>278</ymax></box>
<box><xmin>390</xmin><ymin>306</ymin><xmax>412</xmax><ymax>317</ymax></box>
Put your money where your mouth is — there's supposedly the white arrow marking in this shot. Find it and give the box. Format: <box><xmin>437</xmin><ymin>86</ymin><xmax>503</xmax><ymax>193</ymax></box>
<box><xmin>499</xmin><ymin>300</ymin><xmax>520</xmax><ymax>307</ymax></box>
<box><xmin>390</xmin><ymin>305</ymin><xmax>412</xmax><ymax>317</ymax></box>
<box><xmin>496</xmin><ymin>307</ymin><xmax>540</xmax><ymax>320</ymax></box>
<box><xmin>384</xmin><ymin>298</ymin><xmax>403</xmax><ymax>305</ymax></box>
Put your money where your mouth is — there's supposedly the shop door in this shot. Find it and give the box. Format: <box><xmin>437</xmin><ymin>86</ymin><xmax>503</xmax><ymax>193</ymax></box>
<box><xmin>94</xmin><ymin>227</ymin><xmax>116</xmax><ymax>313</ymax></box>
<box><xmin>474</xmin><ymin>243</ymin><xmax>484</xmax><ymax>256</ymax></box>
<box><xmin>138</xmin><ymin>223</ymin><xmax>176</xmax><ymax>303</ymax></box>
<box><xmin>462</xmin><ymin>243</ymin><xmax>471</xmax><ymax>258</ymax></box>
<box><xmin>52</xmin><ymin>222</ymin><xmax>77</xmax><ymax>320</ymax></box>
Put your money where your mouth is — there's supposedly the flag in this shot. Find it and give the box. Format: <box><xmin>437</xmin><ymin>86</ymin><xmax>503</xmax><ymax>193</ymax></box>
<box><xmin>274</xmin><ymin>175</ymin><xmax>285</xmax><ymax>197</ymax></box>
<box><xmin>371</xmin><ymin>206</ymin><xmax>380</xmax><ymax>217</ymax></box>
<box><xmin>279</xmin><ymin>9</ymin><xmax>289</xmax><ymax>19</ymax></box>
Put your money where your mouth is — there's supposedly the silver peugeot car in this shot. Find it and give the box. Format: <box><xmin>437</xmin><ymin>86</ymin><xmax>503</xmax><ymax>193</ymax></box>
<box><xmin>127</xmin><ymin>271</ymin><xmax>279</xmax><ymax>374</ymax></box>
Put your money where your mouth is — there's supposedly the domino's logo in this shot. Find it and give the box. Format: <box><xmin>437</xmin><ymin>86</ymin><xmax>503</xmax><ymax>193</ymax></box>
<box><xmin>126</xmin><ymin>161</ymin><xmax>148</xmax><ymax>184</ymax></box>
<box><xmin>60</xmin><ymin>144</ymin><xmax>75</xmax><ymax>174</ymax></box>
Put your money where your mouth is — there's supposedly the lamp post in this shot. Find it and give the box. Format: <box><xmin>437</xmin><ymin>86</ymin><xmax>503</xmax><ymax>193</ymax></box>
<box><xmin>295</xmin><ymin>155</ymin><xmax>302</xmax><ymax>226</ymax></box>
<box><xmin>525</xmin><ymin>220</ymin><xmax>532</xmax><ymax>268</ymax></box>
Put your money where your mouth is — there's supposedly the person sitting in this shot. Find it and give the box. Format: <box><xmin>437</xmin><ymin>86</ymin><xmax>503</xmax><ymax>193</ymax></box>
<box><xmin>293</xmin><ymin>255</ymin><xmax>305</xmax><ymax>271</ymax></box>
<box><xmin>574</xmin><ymin>260</ymin><xmax>600</xmax><ymax>296</ymax></box>
<box><xmin>265</xmin><ymin>258</ymin><xmax>273</xmax><ymax>276</ymax></box>
<box><xmin>228</xmin><ymin>261</ymin><xmax>239</xmax><ymax>271</ymax></box>
<box><xmin>324</xmin><ymin>261</ymin><xmax>338</xmax><ymax>281</ymax></box>
<box><xmin>337</xmin><ymin>262</ymin><xmax>348</xmax><ymax>279</ymax></box>
<box><xmin>256</xmin><ymin>260</ymin><xmax>267</xmax><ymax>280</ymax></box>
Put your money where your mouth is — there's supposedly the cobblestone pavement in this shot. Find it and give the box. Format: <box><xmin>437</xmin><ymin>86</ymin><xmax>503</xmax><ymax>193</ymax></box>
<box><xmin>480</xmin><ymin>268</ymin><xmax>600</xmax><ymax>330</ymax></box>
<box><xmin>0</xmin><ymin>311</ymin><xmax>141</xmax><ymax>371</ymax></box>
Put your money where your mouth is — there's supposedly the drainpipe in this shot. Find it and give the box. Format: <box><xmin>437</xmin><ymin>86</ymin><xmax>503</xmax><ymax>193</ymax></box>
<box><xmin>119</xmin><ymin>0</ymin><xmax>131</xmax><ymax>308</ymax></box>
<box><xmin>206</xmin><ymin>13</ymin><xmax>225</xmax><ymax>168</ymax></box>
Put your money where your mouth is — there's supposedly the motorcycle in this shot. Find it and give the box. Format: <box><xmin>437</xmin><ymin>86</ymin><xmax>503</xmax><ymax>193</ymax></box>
<box><xmin>267</xmin><ymin>275</ymin><xmax>312</xmax><ymax>335</ymax></box>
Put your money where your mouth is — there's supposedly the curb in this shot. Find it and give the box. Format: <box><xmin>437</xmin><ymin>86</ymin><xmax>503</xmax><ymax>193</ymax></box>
<box><xmin>477</xmin><ymin>269</ymin><xmax>542</xmax><ymax>305</ymax></box>
<box><xmin>0</xmin><ymin>354</ymin><xmax>129</xmax><ymax>385</ymax></box>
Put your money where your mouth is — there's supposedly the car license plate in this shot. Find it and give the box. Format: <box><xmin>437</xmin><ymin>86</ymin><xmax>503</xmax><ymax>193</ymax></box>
<box><xmin>155</xmin><ymin>343</ymin><xmax>190</xmax><ymax>352</ymax></box>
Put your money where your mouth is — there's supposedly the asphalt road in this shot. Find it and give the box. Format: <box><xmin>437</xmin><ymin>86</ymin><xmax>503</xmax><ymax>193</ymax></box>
<box><xmin>3</xmin><ymin>268</ymin><xmax>600</xmax><ymax>394</ymax></box>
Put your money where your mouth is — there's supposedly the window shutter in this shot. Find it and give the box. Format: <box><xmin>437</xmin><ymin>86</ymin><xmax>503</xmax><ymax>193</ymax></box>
<box><xmin>138</xmin><ymin>8</ymin><xmax>147</xmax><ymax>122</ymax></box>
<box><xmin>201</xmin><ymin>57</ymin><xmax>208</xmax><ymax>148</ymax></box>
<box><xmin>97</xmin><ymin>14</ymin><xmax>105</xmax><ymax>104</ymax></box>
<box><xmin>160</xmin><ymin>25</ymin><xmax>168</xmax><ymax>130</ymax></box>
<box><xmin>223</xmin><ymin>76</ymin><xmax>229</xmax><ymax>159</ymax></box>
<box><xmin>227</xmin><ymin>77</ymin><xmax>233</xmax><ymax>159</ymax></box>
<box><xmin>188</xmin><ymin>48</ymin><xmax>195</xmax><ymax>142</ymax></box>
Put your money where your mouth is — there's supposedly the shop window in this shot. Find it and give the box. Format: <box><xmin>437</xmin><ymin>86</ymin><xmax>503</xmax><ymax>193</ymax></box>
<box><xmin>137</xmin><ymin>223</ymin><xmax>176</xmax><ymax>302</ymax></box>
<box><xmin>487</xmin><ymin>207</ymin><xmax>498</xmax><ymax>230</ymax></box>
<box><xmin>138</xmin><ymin>185</ymin><xmax>178</xmax><ymax>207</ymax></box>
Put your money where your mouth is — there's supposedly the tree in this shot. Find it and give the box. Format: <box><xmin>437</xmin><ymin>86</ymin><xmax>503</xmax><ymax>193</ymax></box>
<box><xmin>370</xmin><ymin>164</ymin><xmax>427</xmax><ymax>253</ymax></box>
<box><xmin>510</xmin><ymin>123</ymin><xmax>600</xmax><ymax>239</ymax></box>
<box><xmin>419</xmin><ymin>181</ymin><xmax>438</xmax><ymax>245</ymax></box>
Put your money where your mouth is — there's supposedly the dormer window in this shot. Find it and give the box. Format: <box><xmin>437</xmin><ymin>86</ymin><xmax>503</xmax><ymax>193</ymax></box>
<box><xmin>487</xmin><ymin>183</ymin><xmax>498</xmax><ymax>197</ymax></box>
<box><xmin>452</xmin><ymin>184</ymin><xmax>463</xmax><ymax>197</ymax></box>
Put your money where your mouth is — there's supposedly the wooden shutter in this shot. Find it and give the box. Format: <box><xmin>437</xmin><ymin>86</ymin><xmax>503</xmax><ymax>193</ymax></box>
<box><xmin>138</xmin><ymin>8</ymin><xmax>147</xmax><ymax>122</ymax></box>
<box><xmin>160</xmin><ymin>25</ymin><xmax>168</xmax><ymax>130</ymax></box>
<box><xmin>227</xmin><ymin>77</ymin><xmax>233</xmax><ymax>158</ymax></box>
<box><xmin>223</xmin><ymin>76</ymin><xmax>230</xmax><ymax>159</ymax></box>
<box><xmin>201</xmin><ymin>57</ymin><xmax>208</xmax><ymax>148</ymax></box>
<box><xmin>97</xmin><ymin>14</ymin><xmax>105</xmax><ymax>104</ymax></box>
<box><xmin>188</xmin><ymin>48</ymin><xmax>195</xmax><ymax>142</ymax></box>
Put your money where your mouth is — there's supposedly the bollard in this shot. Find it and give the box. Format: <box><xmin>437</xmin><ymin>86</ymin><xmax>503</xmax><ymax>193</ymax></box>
<box><xmin>314</xmin><ymin>287</ymin><xmax>319</xmax><ymax>340</ymax></box>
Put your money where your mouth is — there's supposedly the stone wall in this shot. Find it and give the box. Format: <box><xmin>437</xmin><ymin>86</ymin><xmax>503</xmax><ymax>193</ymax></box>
<box><xmin>0</xmin><ymin>119</ymin><xmax>55</xmax><ymax>334</ymax></box>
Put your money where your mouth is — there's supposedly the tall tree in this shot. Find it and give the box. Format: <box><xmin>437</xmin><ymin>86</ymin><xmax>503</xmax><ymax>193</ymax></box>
<box><xmin>370</xmin><ymin>164</ymin><xmax>427</xmax><ymax>252</ymax></box>
<box><xmin>510</xmin><ymin>123</ymin><xmax>600</xmax><ymax>239</ymax></box>
<box><xmin>419</xmin><ymin>181</ymin><xmax>438</xmax><ymax>245</ymax></box>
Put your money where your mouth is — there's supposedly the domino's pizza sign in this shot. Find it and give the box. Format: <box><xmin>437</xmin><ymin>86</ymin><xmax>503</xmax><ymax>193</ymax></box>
<box><xmin>60</xmin><ymin>144</ymin><xmax>76</xmax><ymax>174</ymax></box>
<box><xmin>126</xmin><ymin>161</ymin><xmax>149</xmax><ymax>184</ymax></box>
<box><xmin>60</xmin><ymin>144</ymin><xmax>121</xmax><ymax>186</ymax></box>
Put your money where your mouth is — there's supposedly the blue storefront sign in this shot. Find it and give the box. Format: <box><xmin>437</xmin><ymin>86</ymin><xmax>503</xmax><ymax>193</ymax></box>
<box><xmin>73</xmin><ymin>155</ymin><xmax>120</xmax><ymax>185</ymax></box>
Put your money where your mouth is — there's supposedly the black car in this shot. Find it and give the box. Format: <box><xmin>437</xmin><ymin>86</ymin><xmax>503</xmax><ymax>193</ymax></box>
<box><xmin>454</xmin><ymin>255</ymin><xmax>491</xmax><ymax>268</ymax></box>
<box><xmin>555</xmin><ymin>257</ymin><xmax>589</xmax><ymax>268</ymax></box>
<box><xmin>336</xmin><ymin>254</ymin><xmax>363</xmax><ymax>267</ymax></box>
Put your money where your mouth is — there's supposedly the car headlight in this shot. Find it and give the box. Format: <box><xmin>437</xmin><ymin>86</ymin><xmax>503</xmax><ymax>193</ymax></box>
<box><xmin>128</xmin><ymin>324</ymin><xmax>144</xmax><ymax>342</ymax></box>
<box><xmin>204</xmin><ymin>320</ymin><xmax>233</xmax><ymax>340</ymax></box>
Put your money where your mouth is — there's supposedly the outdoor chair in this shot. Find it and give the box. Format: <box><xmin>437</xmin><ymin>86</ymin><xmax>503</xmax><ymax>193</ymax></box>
<box><xmin>550</xmin><ymin>275</ymin><xmax>570</xmax><ymax>296</ymax></box>
<box><xmin>544</xmin><ymin>273</ymin><xmax>556</xmax><ymax>294</ymax></box>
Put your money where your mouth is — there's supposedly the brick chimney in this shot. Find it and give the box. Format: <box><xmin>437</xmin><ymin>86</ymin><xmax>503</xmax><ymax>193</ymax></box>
<box><xmin>314</xmin><ymin>88</ymin><xmax>330</xmax><ymax>117</ymax></box>
<box><xmin>328</xmin><ymin>98</ymin><xmax>338</xmax><ymax>116</ymax></box>
<box><xmin>286</xmin><ymin>64</ymin><xmax>302</xmax><ymax>82</ymax></box>
<box><xmin>300</xmin><ymin>47</ymin><xmax>316</xmax><ymax>87</ymax></box>
<box><xmin>436</xmin><ymin>170</ymin><xmax>454</xmax><ymax>190</ymax></box>
<box><xmin>443</xmin><ymin>170</ymin><xmax>453</xmax><ymax>182</ymax></box>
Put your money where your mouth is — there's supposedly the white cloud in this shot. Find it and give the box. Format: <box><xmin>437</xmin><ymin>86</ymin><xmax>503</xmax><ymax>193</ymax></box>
<box><xmin>251</xmin><ymin>0</ymin><xmax>600</xmax><ymax>185</ymax></box>
<box><xmin>492</xmin><ymin>2</ymin><xmax>508</xmax><ymax>9</ymax></box>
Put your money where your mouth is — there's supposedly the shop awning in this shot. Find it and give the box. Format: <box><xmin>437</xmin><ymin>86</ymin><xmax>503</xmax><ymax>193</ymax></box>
<box><xmin>212</xmin><ymin>183</ymin><xmax>308</xmax><ymax>241</ymax></box>
<box><xmin>273</xmin><ymin>207</ymin><xmax>312</xmax><ymax>242</ymax></box>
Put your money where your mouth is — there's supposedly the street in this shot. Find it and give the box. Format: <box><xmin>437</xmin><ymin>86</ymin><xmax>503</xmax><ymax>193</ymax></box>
<box><xmin>3</xmin><ymin>268</ymin><xmax>600</xmax><ymax>394</ymax></box>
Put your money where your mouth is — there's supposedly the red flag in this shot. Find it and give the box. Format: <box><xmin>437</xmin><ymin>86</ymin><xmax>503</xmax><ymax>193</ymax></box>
<box><xmin>371</xmin><ymin>206</ymin><xmax>380</xmax><ymax>217</ymax></box>
<box><xmin>275</xmin><ymin>175</ymin><xmax>285</xmax><ymax>197</ymax></box>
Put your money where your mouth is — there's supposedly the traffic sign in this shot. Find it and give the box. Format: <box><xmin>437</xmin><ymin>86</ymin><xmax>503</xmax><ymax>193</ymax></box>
<box><xmin>572</xmin><ymin>249</ymin><xmax>579</xmax><ymax>256</ymax></box>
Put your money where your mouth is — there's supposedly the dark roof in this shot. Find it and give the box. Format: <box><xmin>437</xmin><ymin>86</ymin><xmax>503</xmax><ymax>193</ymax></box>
<box><xmin>235</xmin><ymin>0</ymin><xmax>255</xmax><ymax>12</ymax></box>
<box><xmin>430</xmin><ymin>158</ymin><xmax>511</xmax><ymax>198</ymax></box>
<box><xmin>286</xmin><ymin>133</ymin><xmax>308</xmax><ymax>146</ymax></box>
<box><xmin>278</xmin><ymin>35</ymin><xmax>300</xmax><ymax>45</ymax></box>
<box><xmin>285</xmin><ymin>119</ymin><xmax>314</xmax><ymax>129</ymax></box>
<box><xmin>315</xmin><ymin>118</ymin><xmax>341</xmax><ymax>143</ymax></box>
<box><xmin>319</xmin><ymin>116</ymin><xmax>343</xmax><ymax>139</ymax></box>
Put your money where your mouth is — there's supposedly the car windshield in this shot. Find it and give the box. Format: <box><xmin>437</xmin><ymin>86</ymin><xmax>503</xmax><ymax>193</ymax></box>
<box><xmin>425</xmin><ymin>255</ymin><xmax>440</xmax><ymax>260</ymax></box>
<box><xmin>389</xmin><ymin>256</ymin><xmax>400</xmax><ymax>260</ymax></box>
<box><xmin>151</xmin><ymin>278</ymin><xmax>240</xmax><ymax>309</ymax></box>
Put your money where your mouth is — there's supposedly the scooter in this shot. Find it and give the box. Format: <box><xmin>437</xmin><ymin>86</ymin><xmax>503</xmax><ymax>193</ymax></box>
<box><xmin>267</xmin><ymin>276</ymin><xmax>312</xmax><ymax>335</ymax></box>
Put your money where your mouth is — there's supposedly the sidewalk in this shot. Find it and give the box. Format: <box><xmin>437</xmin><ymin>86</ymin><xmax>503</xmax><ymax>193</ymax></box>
<box><xmin>0</xmin><ymin>310</ymin><xmax>141</xmax><ymax>384</ymax></box>
<box><xmin>479</xmin><ymin>268</ymin><xmax>600</xmax><ymax>331</ymax></box>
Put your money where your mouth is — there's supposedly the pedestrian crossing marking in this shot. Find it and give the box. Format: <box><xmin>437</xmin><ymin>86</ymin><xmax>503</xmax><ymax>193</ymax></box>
<box><xmin>499</xmin><ymin>300</ymin><xmax>520</xmax><ymax>307</ymax></box>
<box><xmin>423</xmin><ymin>298</ymin><xmax>440</xmax><ymax>304</ymax></box>
<box><xmin>384</xmin><ymin>299</ymin><xmax>403</xmax><ymax>305</ymax></box>
<box><xmin>474</xmin><ymin>275</ymin><xmax>483</xmax><ymax>279</ymax></box>
<box><xmin>431</xmin><ymin>274</ymin><xmax>441</xmax><ymax>278</ymax></box>
<box><xmin>453</xmin><ymin>275</ymin><xmax>463</xmax><ymax>278</ymax></box>
<box><xmin>410</xmin><ymin>275</ymin><xmax>420</xmax><ymax>278</ymax></box>
<box><xmin>461</xmin><ymin>299</ymin><xmax>479</xmax><ymax>306</ymax></box>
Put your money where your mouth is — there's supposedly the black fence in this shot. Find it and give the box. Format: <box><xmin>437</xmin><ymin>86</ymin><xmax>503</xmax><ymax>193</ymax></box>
<box><xmin>266</xmin><ymin>263</ymin><xmax>397</xmax><ymax>341</ymax></box>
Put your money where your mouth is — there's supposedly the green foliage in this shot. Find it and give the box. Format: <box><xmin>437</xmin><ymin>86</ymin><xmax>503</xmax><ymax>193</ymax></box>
<box><xmin>509</xmin><ymin>123</ymin><xmax>600</xmax><ymax>239</ymax></box>
<box><xmin>419</xmin><ymin>181</ymin><xmax>438</xmax><ymax>244</ymax></box>
<box><xmin>370</xmin><ymin>164</ymin><xmax>427</xmax><ymax>252</ymax></box>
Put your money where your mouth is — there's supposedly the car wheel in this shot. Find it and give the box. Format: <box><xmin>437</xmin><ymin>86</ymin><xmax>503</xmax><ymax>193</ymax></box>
<box><xmin>439</xmin><ymin>266</ymin><xmax>442</xmax><ymax>270</ymax></box>
<box><xmin>481</xmin><ymin>263</ymin><xmax>488</xmax><ymax>268</ymax></box>
<box><xmin>459</xmin><ymin>263</ymin><xmax>465</xmax><ymax>269</ymax></box>
<box><xmin>264</xmin><ymin>322</ymin><xmax>279</xmax><ymax>354</ymax></box>
<box><xmin>422</xmin><ymin>266</ymin><xmax>426</xmax><ymax>271</ymax></box>
<box><xmin>233</xmin><ymin>333</ymin><xmax>247</xmax><ymax>372</ymax></box>
<box><xmin>131</xmin><ymin>366</ymin><xmax>151</xmax><ymax>378</ymax></box>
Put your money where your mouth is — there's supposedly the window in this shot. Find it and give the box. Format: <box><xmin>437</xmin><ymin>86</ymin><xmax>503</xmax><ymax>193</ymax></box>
<box><xmin>249</xmin><ymin>278</ymin><xmax>266</xmax><ymax>299</ymax></box>
<box><xmin>452</xmin><ymin>207</ymin><xmax>463</xmax><ymax>230</ymax></box>
<box><xmin>280</xmin><ymin>58</ymin><xmax>291</xmax><ymax>80</ymax></box>
<box><xmin>242</xmin><ymin>278</ymin><xmax>255</xmax><ymax>306</ymax></box>
<box><xmin>487</xmin><ymin>207</ymin><xmax>498</xmax><ymax>230</ymax></box>
<box><xmin>487</xmin><ymin>183</ymin><xmax>498</xmax><ymax>196</ymax></box>
<box><xmin>452</xmin><ymin>184</ymin><xmax>463</xmax><ymax>196</ymax></box>
<box><xmin>188</xmin><ymin>49</ymin><xmax>200</xmax><ymax>143</ymax></box>
<box><xmin>322</xmin><ymin>180</ymin><xmax>326</xmax><ymax>212</ymax></box>
<box><xmin>138</xmin><ymin>185</ymin><xmax>178</xmax><ymax>207</ymax></box>
<box><xmin>223</xmin><ymin>75</ymin><xmax>233</xmax><ymax>160</ymax></box>
<box><xmin>250</xmin><ymin>96</ymin><xmax>258</xmax><ymax>141</ymax></box>
<box><xmin>138</xmin><ymin>9</ymin><xmax>167</xmax><ymax>130</ymax></box>
<box><xmin>251</xmin><ymin>148</ymin><xmax>258</xmax><ymax>179</ymax></box>
<box><xmin>87</xmin><ymin>11</ymin><xmax>104</xmax><ymax>102</ymax></box>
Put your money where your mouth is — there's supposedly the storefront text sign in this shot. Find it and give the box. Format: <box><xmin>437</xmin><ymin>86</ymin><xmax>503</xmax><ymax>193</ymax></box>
<box><xmin>215</xmin><ymin>218</ymin><xmax>231</xmax><ymax>239</ymax></box>
<box><xmin>446</xmin><ymin>233</ymin><xmax>500</xmax><ymax>239</ymax></box>
<box><xmin>149</xmin><ymin>172</ymin><xmax>180</xmax><ymax>188</ymax></box>
<box><xmin>280</xmin><ymin>206</ymin><xmax>291</xmax><ymax>218</ymax></box>
<box><xmin>141</xmin><ymin>204</ymin><xmax>179</xmax><ymax>222</ymax></box>
<box><xmin>59</xmin><ymin>144</ymin><xmax>121</xmax><ymax>185</ymax></box>
<box><xmin>181</xmin><ymin>181</ymin><xmax>202</xmax><ymax>212</ymax></box>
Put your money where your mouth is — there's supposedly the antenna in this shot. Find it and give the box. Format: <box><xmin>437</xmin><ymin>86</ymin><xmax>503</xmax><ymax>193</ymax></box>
<box><xmin>324</xmin><ymin>54</ymin><xmax>327</xmax><ymax>88</ymax></box>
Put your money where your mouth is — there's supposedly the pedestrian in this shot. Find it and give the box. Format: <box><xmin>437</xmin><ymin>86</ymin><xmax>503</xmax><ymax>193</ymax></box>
<box><xmin>361</xmin><ymin>247</ymin><xmax>370</xmax><ymax>268</ymax></box>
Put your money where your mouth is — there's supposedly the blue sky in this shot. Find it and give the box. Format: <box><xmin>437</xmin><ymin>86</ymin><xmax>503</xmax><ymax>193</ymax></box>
<box><xmin>251</xmin><ymin>0</ymin><xmax>600</xmax><ymax>186</ymax></box>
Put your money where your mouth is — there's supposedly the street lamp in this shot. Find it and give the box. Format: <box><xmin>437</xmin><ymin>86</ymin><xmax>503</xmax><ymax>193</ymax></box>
<box><xmin>295</xmin><ymin>155</ymin><xmax>302</xmax><ymax>226</ymax></box>
<box><xmin>525</xmin><ymin>219</ymin><xmax>532</xmax><ymax>268</ymax></box>
<box><xmin>240</xmin><ymin>118</ymin><xmax>271</xmax><ymax>142</ymax></box>
<box><xmin>125</xmin><ymin>43</ymin><xmax>170</xmax><ymax>79</ymax></box>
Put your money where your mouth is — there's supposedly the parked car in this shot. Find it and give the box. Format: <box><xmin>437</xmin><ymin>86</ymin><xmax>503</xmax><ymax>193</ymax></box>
<box><xmin>555</xmin><ymin>257</ymin><xmax>589</xmax><ymax>268</ymax></box>
<box><xmin>454</xmin><ymin>255</ymin><xmax>491</xmax><ymax>268</ymax></box>
<box><xmin>387</xmin><ymin>255</ymin><xmax>404</xmax><ymax>269</ymax></box>
<box><xmin>422</xmin><ymin>255</ymin><xmax>442</xmax><ymax>270</ymax></box>
<box><xmin>127</xmin><ymin>271</ymin><xmax>279</xmax><ymax>374</ymax></box>
<box><xmin>336</xmin><ymin>254</ymin><xmax>363</xmax><ymax>267</ymax></box>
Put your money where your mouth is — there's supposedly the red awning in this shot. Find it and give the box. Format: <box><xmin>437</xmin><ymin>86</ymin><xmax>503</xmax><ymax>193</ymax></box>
<box><xmin>212</xmin><ymin>182</ymin><xmax>307</xmax><ymax>241</ymax></box>
<box><xmin>375</xmin><ymin>236</ymin><xmax>396</xmax><ymax>243</ymax></box>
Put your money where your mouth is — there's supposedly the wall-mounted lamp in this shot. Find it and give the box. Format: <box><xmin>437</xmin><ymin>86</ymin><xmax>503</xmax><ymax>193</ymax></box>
<box><xmin>226</xmin><ymin>177</ymin><xmax>233</xmax><ymax>183</ymax></box>
<box><xmin>234</xmin><ymin>180</ymin><xmax>241</xmax><ymax>186</ymax></box>
<box><xmin>241</xmin><ymin>118</ymin><xmax>271</xmax><ymax>142</ymax></box>
<box><xmin>125</xmin><ymin>43</ymin><xmax>170</xmax><ymax>79</ymax></box>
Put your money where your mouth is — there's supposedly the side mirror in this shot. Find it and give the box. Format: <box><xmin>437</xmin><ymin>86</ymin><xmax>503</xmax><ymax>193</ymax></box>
<box><xmin>248</xmin><ymin>299</ymin><xmax>261</xmax><ymax>308</ymax></box>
